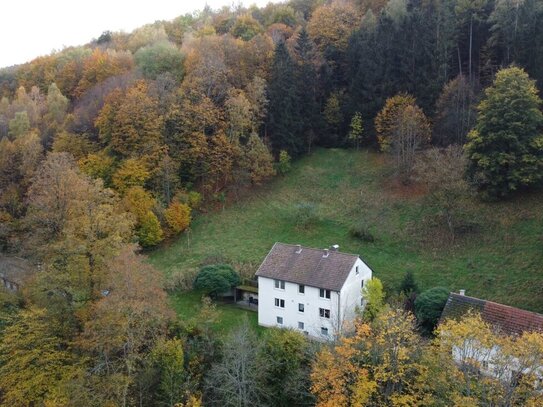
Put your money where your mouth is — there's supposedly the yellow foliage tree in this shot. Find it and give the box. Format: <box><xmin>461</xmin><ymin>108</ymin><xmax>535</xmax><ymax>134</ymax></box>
<box><xmin>78</xmin><ymin>151</ymin><xmax>116</xmax><ymax>183</ymax></box>
<box><xmin>311</xmin><ymin>323</ymin><xmax>376</xmax><ymax>407</ymax></box>
<box><xmin>375</xmin><ymin>93</ymin><xmax>417</xmax><ymax>152</ymax></box>
<box><xmin>95</xmin><ymin>80</ymin><xmax>164</xmax><ymax>161</ymax></box>
<box><xmin>307</xmin><ymin>2</ymin><xmax>361</xmax><ymax>53</ymax></box>
<box><xmin>164</xmin><ymin>202</ymin><xmax>191</xmax><ymax>234</ymax></box>
<box><xmin>122</xmin><ymin>186</ymin><xmax>164</xmax><ymax>246</ymax></box>
<box><xmin>112</xmin><ymin>158</ymin><xmax>150</xmax><ymax>193</ymax></box>
<box><xmin>0</xmin><ymin>307</ymin><xmax>78</xmax><ymax>406</ymax></box>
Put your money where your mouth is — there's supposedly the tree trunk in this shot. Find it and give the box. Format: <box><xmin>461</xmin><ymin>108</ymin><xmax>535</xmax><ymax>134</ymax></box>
<box><xmin>469</xmin><ymin>14</ymin><xmax>473</xmax><ymax>82</ymax></box>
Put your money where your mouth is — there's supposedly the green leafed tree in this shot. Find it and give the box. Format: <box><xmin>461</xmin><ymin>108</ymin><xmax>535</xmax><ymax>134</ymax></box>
<box><xmin>414</xmin><ymin>286</ymin><xmax>450</xmax><ymax>333</ymax></box>
<box><xmin>135</xmin><ymin>41</ymin><xmax>185</xmax><ymax>81</ymax></box>
<box><xmin>465</xmin><ymin>67</ymin><xmax>543</xmax><ymax>199</ymax></box>
<box><xmin>361</xmin><ymin>277</ymin><xmax>386</xmax><ymax>321</ymax></box>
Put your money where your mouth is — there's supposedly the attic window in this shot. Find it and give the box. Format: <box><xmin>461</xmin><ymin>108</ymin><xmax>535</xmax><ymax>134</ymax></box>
<box><xmin>319</xmin><ymin>288</ymin><xmax>331</xmax><ymax>299</ymax></box>
<box><xmin>356</xmin><ymin>266</ymin><xmax>359</xmax><ymax>275</ymax></box>
<box><xmin>274</xmin><ymin>279</ymin><xmax>285</xmax><ymax>290</ymax></box>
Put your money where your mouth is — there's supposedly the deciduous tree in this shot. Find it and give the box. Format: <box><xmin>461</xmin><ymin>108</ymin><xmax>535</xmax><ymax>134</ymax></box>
<box><xmin>465</xmin><ymin>67</ymin><xmax>543</xmax><ymax>198</ymax></box>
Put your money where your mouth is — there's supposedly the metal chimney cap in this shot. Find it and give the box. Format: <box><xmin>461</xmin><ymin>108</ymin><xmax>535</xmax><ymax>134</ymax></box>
<box><xmin>459</xmin><ymin>289</ymin><xmax>466</xmax><ymax>296</ymax></box>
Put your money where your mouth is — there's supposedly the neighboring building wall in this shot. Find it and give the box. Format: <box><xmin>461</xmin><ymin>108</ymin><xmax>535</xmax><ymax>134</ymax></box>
<box><xmin>257</xmin><ymin>258</ymin><xmax>372</xmax><ymax>340</ymax></box>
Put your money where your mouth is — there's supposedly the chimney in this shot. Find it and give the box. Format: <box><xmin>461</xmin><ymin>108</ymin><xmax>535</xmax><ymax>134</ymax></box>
<box><xmin>459</xmin><ymin>289</ymin><xmax>465</xmax><ymax>296</ymax></box>
<box><xmin>323</xmin><ymin>248</ymin><xmax>329</xmax><ymax>258</ymax></box>
<box><xmin>331</xmin><ymin>244</ymin><xmax>339</xmax><ymax>252</ymax></box>
<box><xmin>295</xmin><ymin>244</ymin><xmax>302</xmax><ymax>254</ymax></box>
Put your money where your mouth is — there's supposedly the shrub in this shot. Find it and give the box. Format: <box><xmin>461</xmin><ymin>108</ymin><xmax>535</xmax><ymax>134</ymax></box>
<box><xmin>164</xmin><ymin>269</ymin><xmax>198</xmax><ymax>292</ymax></box>
<box><xmin>293</xmin><ymin>202</ymin><xmax>318</xmax><ymax>229</ymax></box>
<box><xmin>174</xmin><ymin>190</ymin><xmax>202</xmax><ymax>210</ymax></box>
<box><xmin>399</xmin><ymin>271</ymin><xmax>418</xmax><ymax>295</ymax></box>
<box><xmin>349</xmin><ymin>222</ymin><xmax>375</xmax><ymax>242</ymax></box>
<box><xmin>414</xmin><ymin>287</ymin><xmax>450</xmax><ymax>334</ymax></box>
<box><xmin>193</xmin><ymin>264</ymin><xmax>240</xmax><ymax>298</ymax></box>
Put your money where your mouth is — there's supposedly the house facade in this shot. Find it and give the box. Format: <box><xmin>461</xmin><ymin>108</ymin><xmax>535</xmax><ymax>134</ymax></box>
<box><xmin>255</xmin><ymin>243</ymin><xmax>372</xmax><ymax>340</ymax></box>
<box><xmin>440</xmin><ymin>290</ymin><xmax>543</xmax><ymax>384</ymax></box>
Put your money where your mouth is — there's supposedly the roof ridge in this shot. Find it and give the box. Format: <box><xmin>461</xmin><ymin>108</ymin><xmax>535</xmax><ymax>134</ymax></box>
<box><xmin>275</xmin><ymin>242</ymin><xmax>360</xmax><ymax>258</ymax></box>
<box><xmin>450</xmin><ymin>292</ymin><xmax>543</xmax><ymax>318</ymax></box>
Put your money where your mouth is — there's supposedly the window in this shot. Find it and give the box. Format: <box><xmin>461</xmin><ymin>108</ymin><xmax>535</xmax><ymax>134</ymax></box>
<box><xmin>361</xmin><ymin>280</ymin><xmax>364</xmax><ymax>289</ymax></box>
<box><xmin>355</xmin><ymin>266</ymin><xmax>359</xmax><ymax>275</ymax></box>
<box><xmin>321</xmin><ymin>327</ymin><xmax>329</xmax><ymax>336</ymax></box>
<box><xmin>319</xmin><ymin>288</ymin><xmax>331</xmax><ymax>299</ymax></box>
<box><xmin>277</xmin><ymin>316</ymin><xmax>283</xmax><ymax>325</ymax></box>
<box><xmin>274</xmin><ymin>279</ymin><xmax>285</xmax><ymax>290</ymax></box>
<box><xmin>298</xmin><ymin>303</ymin><xmax>304</xmax><ymax>312</ymax></box>
<box><xmin>298</xmin><ymin>321</ymin><xmax>304</xmax><ymax>330</ymax></box>
<box><xmin>298</xmin><ymin>284</ymin><xmax>305</xmax><ymax>294</ymax></box>
<box><xmin>274</xmin><ymin>298</ymin><xmax>285</xmax><ymax>308</ymax></box>
<box><xmin>319</xmin><ymin>308</ymin><xmax>331</xmax><ymax>319</ymax></box>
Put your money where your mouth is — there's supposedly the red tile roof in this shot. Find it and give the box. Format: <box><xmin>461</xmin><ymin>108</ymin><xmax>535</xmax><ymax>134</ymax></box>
<box><xmin>441</xmin><ymin>293</ymin><xmax>543</xmax><ymax>336</ymax></box>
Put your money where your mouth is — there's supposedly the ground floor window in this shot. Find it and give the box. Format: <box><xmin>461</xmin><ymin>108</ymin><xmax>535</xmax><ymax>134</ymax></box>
<box><xmin>277</xmin><ymin>316</ymin><xmax>283</xmax><ymax>325</ymax></box>
<box><xmin>321</xmin><ymin>327</ymin><xmax>328</xmax><ymax>336</ymax></box>
<box><xmin>298</xmin><ymin>321</ymin><xmax>304</xmax><ymax>330</ymax></box>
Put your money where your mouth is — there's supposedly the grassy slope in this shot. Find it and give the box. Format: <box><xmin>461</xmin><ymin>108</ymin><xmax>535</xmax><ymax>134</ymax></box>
<box><xmin>150</xmin><ymin>148</ymin><xmax>543</xmax><ymax>314</ymax></box>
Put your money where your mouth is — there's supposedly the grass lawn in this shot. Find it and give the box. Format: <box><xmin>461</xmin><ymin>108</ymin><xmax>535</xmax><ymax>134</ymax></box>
<box><xmin>168</xmin><ymin>290</ymin><xmax>262</xmax><ymax>334</ymax></box>
<box><xmin>150</xmin><ymin>148</ymin><xmax>543</xmax><ymax>318</ymax></box>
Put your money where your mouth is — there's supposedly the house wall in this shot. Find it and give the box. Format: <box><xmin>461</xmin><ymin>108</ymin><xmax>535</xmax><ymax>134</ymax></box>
<box><xmin>257</xmin><ymin>257</ymin><xmax>372</xmax><ymax>340</ymax></box>
<box><xmin>340</xmin><ymin>257</ymin><xmax>372</xmax><ymax>328</ymax></box>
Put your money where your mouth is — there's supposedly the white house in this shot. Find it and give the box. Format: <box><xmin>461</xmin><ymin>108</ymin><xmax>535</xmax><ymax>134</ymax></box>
<box><xmin>255</xmin><ymin>242</ymin><xmax>372</xmax><ymax>340</ymax></box>
<box><xmin>440</xmin><ymin>290</ymin><xmax>543</xmax><ymax>386</ymax></box>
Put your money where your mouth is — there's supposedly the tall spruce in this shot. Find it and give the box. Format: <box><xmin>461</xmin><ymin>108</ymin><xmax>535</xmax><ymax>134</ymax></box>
<box><xmin>294</xmin><ymin>28</ymin><xmax>319</xmax><ymax>153</ymax></box>
<box><xmin>465</xmin><ymin>67</ymin><xmax>543</xmax><ymax>198</ymax></box>
<box><xmin>268</xmin><ymin>41</ymin><xmax>303</xmax><ymax>156</ymax></box>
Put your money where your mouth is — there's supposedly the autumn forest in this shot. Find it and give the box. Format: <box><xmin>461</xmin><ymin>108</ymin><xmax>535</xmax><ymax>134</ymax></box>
<box><xmin>1</xmin><ymin>0</ymin><xmax>543</xmax><ymax>405</ymax></box>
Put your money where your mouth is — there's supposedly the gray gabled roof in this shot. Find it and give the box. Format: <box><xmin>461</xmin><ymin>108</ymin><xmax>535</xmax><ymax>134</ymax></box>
<box><xmin>255</xmin><ymin>243</ymin><xmax>359</xmax><ymax>292</ymax></box>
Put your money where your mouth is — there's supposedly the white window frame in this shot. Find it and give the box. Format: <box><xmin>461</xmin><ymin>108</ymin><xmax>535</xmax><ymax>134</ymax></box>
<box><xmin>275</xmin><ymin>298</ymin><xmax>285</xmax><ymax>308</ymax></box>
<box><xmin>298</xmin><ymin>321</ymin><xmax>304</xmax><ymax>330</ymax></box>
<box><xmin>298</xmin><ymin>284</ymin><xmax>305</xmax><ymax>294</ymax></box>
<box><xmin>274</xmin><ymin>279</ymin><xmax>285</xmax><ymax>290</ymax></box>
<box><xmin>356</xmin><ymin>266</ymin><xmax>359</xmax><ymax>275</ymax></box>
<box><xmin>319</xmin><ymin>308</ymin><xmax>331</xmax><ymax>319</ymax></box>
<box><xmin>277</xmin><ymin>316</ymin><xmax>283</xmax><ymax>325</ymax></box>
<box><xmin>319</xmin><ymin>288</ymin><xmax>331</xmax><ymax>299</ymax></box>
<box><xmin>298</xmin><ymin>303</ymin><xmax>304</xmax><ymax>313</ymax></box>
<box><xmin>321</xmin><ymin>327</ymin><xmax>329</xmax><ymax>336</ymax></box>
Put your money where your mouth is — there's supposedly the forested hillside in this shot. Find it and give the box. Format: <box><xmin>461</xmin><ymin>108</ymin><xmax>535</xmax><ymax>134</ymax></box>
<box><xmin>1</xmin><ymin>0</ymin><xmax>543</xmax><ymax>405</ymax></box>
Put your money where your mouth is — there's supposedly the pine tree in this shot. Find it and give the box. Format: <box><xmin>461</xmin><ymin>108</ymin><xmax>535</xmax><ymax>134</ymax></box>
<box><xmin>294</xmin><ymin>28</ymin><xmax>319</xmax><ymax>153</ymax></box>
<box><xmin>268</xmin><ymin>41</ymin><xmax>303</xmax><ymax>156</ymax></box>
